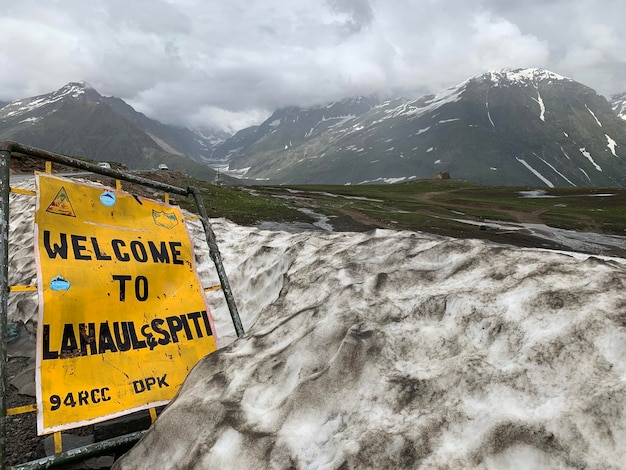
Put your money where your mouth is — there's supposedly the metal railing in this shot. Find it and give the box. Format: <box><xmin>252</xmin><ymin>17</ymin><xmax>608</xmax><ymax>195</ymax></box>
<box><xmin>0</xmin><ymin>141</ymin><xmax>244</xmax><ymax>469</ymax></box>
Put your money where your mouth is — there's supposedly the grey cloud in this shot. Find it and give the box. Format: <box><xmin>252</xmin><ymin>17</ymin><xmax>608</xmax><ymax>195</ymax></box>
<box><xmin>104</xmin><ymin>0</ymin><xmax>191</xmax><ymax>34</ymax></box>
<box><xmin>0</xmin><ymin>0</ymin><xmax>624</xmax><ymax>131</ymax></box>
<box><xmin>327</xmin><ymin>0</ymin><xmax>374</xmax><ymax>33</ymax></box>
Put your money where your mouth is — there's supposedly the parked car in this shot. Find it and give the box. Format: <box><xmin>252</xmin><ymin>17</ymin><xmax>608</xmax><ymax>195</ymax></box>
<box><xmin>98</xmin><ymin>162</ymin><xmax>111</xmax><ymax>169</ymax></box>
<box><xmin>158</xmin><ymin>164</ymin><xmax>169</xmax><ymax>170</ymax></box>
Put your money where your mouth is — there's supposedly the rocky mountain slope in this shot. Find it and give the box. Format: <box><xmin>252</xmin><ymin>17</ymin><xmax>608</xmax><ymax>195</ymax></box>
<box><xmin>208</xmin><ymin>96</ymin><xmax>380</xmax><ymax>167</ymax></box>
<box><xmin>3</xmin><ymin>71</ymin><xmax>625</xmax><ymax>188</ymax></box>
<box><xmin>611</xmin><ymin>92</ymin><xmax>626</xmax><ymax>122</ymax></box>
<box><xmin>100</xmin><ymin>95</ymin><xmax>229</xmax><ymax>162</ymax></box>
<box><xmin>222</xmin><ymin>69</ymin><xmax>626</xmax><ymax>187</ymax></box>
<box><xmin>0</xmin><ymin>83</ymin><xmax>228</xmax><ymax>181</ymax></box>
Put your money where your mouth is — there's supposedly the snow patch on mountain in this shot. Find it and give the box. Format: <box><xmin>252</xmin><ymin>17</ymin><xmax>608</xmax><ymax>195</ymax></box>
<box><xmin>586</xmin><ymin>105</ymin><xmax>603</xmax><ymax>127</ymax></box>
<box><xmin>482</xmin><ymin>68</ymin><xmax>572</xmax><ymax>88</ymax></box>
<box><xmin>606</xmin><ymin>134</ymin><xmax>618</xmax><ymax>157</ymax></box>
<box><xmin>486</xmin><ymin>101</ymin><xmax>495</xmax><ymax>128</ymax></box>
<box><xmin>0</xmin><ymin>83</ymin><xmax>88</xmax><ymax>121</ymax></box>
<box><xmin>306</xmin><ymin>114</ymin><xmax>356</xmax><ymax>138</ymax></box>
<box><xmin>516</xmin><ymin>157</ymin><xmax>554</xmax><ymax>187</ymax></box>
<box><xmin>532</xmin><ymin>89</ymin><xmax>546</xmax><ymax>122</ymax></box>
<box><xmin>578</xmin><ymin>167</ymin><xmax>593</xmax><ymax>184</ymax></box>
<box><xmin>610</xmin><ymin>93</ymin><xmax>626</xmax><ymax>121</ymax></box>
<box><xmin>19</xmin><ymin>117</ymin><xmax>41</xmax><ymax>124</ymax></box>
<box><xmin>533</xmin><ymin>153</ymin><xmax>575</xmax><ymax>186</ymax></box>
<box><xmin>377</xmin><ymin>84</ymin><xmax>466</xmax><ymax>124</ymax></box>
<box><xmin>357</xmin><ymin>176</ymin><xmax>417</xmax><ymax>184</ymax></box>
<box><xmin>579</xmin><ymin>148</ymin><xmax>602</xmax><ymax>172</ymax></box>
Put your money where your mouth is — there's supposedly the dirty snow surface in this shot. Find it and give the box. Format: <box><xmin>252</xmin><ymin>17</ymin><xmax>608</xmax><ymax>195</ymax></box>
<box><xmin>8</xmin><ymin>181</ymin><xmax>626</xmax><ymax>469</ymax></box>
<box><xmin>116</xmin><ymin>226</ymin><xmax>626</xmax><ymax>468</ymax></box>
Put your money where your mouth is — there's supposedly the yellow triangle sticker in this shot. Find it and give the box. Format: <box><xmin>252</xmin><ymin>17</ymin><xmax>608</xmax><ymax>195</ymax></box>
<box><xmin>45</xmin><ymin>186</ymin><xmax>76</xmax><ymax>217</ymax></box>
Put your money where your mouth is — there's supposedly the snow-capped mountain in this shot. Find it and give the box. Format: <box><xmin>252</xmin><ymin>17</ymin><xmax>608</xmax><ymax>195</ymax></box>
<box><xmin>0</xmin><ymin>82</ymin><xmax>227</xmax><ymax>178</ymax></box>
<box><xmin>221</xmin><ymin>68</ymin><xmax>626</xmax><ymax>187</ymax></box>
<box><xmin>3</xmin><ymin>71</ymin><xmax>625</xmax><ymax>187</ymax></box>
<box><xmin>0</xmin><ymin>82</ymin><xmax>99</xmax><ymax>125</ymax></box>
<box><xmin>611</xmin><ymin>92</ymin><xmax>626</xmax><ymax>121</ymax></box>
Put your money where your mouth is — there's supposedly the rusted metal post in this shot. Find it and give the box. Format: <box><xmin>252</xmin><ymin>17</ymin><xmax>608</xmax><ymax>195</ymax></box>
<box><xmin>0</xmin><ymin>149</ymin><xmax>10</xmax><ymax>470</ymax></box>
<box><xmin>189</xmin><ymin>187</ymin><xmax>244</xmax><ymax>337</ymax></box>
<box><xmin>11</xmin><ymin>430</ymin><xmax>146</xmax><ymax>470</ymax></box>
<box><xmin>1</xmin><ymin>141</ymin><xmax>188</xmax><ymax>197</ymax></box>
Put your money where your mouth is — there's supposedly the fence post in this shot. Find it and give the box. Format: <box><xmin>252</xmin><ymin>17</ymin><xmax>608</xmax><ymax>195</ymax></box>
<box><xmin>189</xmin><ymin>187</ymin><xmax>244</xmax><ymax>338</ymax></box>
<box><xmin>0</xmin><ymin>149</ymin><xmax>10</xmax><ymax>470</ymax></box>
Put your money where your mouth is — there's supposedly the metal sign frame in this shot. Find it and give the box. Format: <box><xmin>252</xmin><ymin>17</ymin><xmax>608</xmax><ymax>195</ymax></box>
<box><xmin>0</xmin><ymin>141</ymin><xmax>244</xmax><ymax>469</ymax></box>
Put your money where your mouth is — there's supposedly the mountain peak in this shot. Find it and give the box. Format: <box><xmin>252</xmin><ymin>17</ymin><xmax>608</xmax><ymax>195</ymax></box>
<box><xmin>57</xmin><ymin>81</ymin><xmax>100</xmax><ymax>99</ymax></box>
<box><xmin>479</xmin><ymin>68</ymin><xmax>573</xmax><ymax>87</ymax></box>
<box><xmin>0</xmin><ymin>81</ymin><xmax>103</xmax><ymax>122</ymax></box>
<box><xmin>58</xmin><ymin>82</ymin><xmax>86</xmax><ymax>95</ymax></box>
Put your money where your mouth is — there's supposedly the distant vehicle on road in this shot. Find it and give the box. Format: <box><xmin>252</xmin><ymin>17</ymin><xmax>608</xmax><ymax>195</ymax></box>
<box><xmin>98</xmin><ymin>162</ymin><xmax>111</xmax><ymax>169</ymax></box>
<box><xmin>158</xmin><ymin>164</ymin><xmax>169</xmax><ymax>170</ymax></box>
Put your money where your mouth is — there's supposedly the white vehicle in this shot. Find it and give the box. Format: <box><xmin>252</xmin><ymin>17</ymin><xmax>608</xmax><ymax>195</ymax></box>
<box><xmin>98</xmin><ymin>162</ymin><xmax>111</xmax><ymax>169</ymax></box>
<box><xmin>158</xmin><ymin>164</ymin><xmax>169</xmax><ymax>170</ymax></box>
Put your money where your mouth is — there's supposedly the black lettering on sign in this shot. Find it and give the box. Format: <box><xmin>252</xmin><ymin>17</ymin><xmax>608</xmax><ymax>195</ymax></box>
<box><xmin>166</xmin><ymin>316</ymin><xmax>183</xmax><ymax>343</ymax></box>
<box><xmin>151</xmin><ymin>318</ymin><xmax>170</xmax><ymax>346</ymax></box>
<box><xmin>111</xmin><ymin>239</ymin><xmax>130</xmax><ymax>262</ymax></box>
<box><xmin>42</xmin><ymin>231</ymin><xmax>188</xmax><ymax>264</ymax></box>
<box><xmin>71</xmin><ymin>235</ymin><xmax>90</xmax><ymax>260</ymax></box>
<box><xmin>78</xmin><ymin>390</ymin><xmax>89</xmax><ymax>406</ymax></box>
<box><xmin>132</xmin><ymin>374</ymin><xmax>169</xmax><ymax>394</ymax></box>
<box><xmin>148</xmin><ymin>241</ymin><xmax>169</xmax><ymax>263</ymax></box>
<box><xmin>130</xmin><ymin>241</ymin><xmax>148</xmax><ymax>262</ymax></box>
<box><xmin>42</xmin><ymin>311</ymin><xmax>213</xmax><ymax>360</ymax></box>
<box><xmin>60</xmin><ymin>324</ymin><xmax>78</xmax><ymax>357</ymax></box>
<box><xmin>91</xmin><ymin>237</ymin><xmax>112</xmax><ymax>260</ymax></box>
<box><xmin>135</xmin><ymin>276</ymin><xmax>148</xmax><ymax>301</ymax></box>
<box><xmin>112</xmin><ymin>275</ymin><xmax>132</xmax><ymax>301</ymax></box>
<box><xmin>128</xmin><ymin>323</ymin><xmax>147</xmax><ymax>350</ymax></box>
<box><xmin>169</xmin><ymin>242</ymin><xmax>184</xmax><ymax>265</ymax></box>
<box><xmin>43</xmin><ymin>231</ymin><xmax>68</xmax><ymax>259</ymax></box>
<box><xmin>98</xmin><ymin>322</ymin><xmax>118</xmax><ymax>353</ymax></box>
<box><xmin>43</xmin><ymin>325</ymin><xmax>58</xmax><ymax>360</ymax></box>
<box><xmin>49</xmin><ymin>387</ymin><xmax>111</xmax><ymax>411</ymax></box>
<box><xmin>79</xmin><ymin>323</ymin><xmax>97</xmax><ymax>356</ymax></box>
<box><xmin>112</xmin><ymin>275</ymin><xmax>149</xmax><ymax>302</ymax></box>
<box><xmin>112</xmin><ymin>322</ymin><xmax>132</xmax><ymax>352</ymax></box>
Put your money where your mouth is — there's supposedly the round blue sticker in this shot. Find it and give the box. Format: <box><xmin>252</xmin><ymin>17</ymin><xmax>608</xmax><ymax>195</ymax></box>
<box><xmin>100</xmin><ymin>191</ymin><xmax>116</xmax><ymax>207</ymax></box>
<box><xmin>50</xmin><ymin>276</ymin><xmax>70</xmax><ymax>291</ymax></box>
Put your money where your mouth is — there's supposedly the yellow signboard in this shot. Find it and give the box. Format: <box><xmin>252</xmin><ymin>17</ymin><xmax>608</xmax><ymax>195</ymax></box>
<box><xmin>34</xmin><ymin>175</ymin><xmax>218</xmax><ymax>434</ymax></box>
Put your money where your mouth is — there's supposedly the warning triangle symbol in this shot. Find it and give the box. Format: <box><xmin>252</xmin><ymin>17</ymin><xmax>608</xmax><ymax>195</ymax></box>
<box><xmin>45</xmin><ymin>187</ymin><xmax>76</xmax><ymax>217</ymax></box>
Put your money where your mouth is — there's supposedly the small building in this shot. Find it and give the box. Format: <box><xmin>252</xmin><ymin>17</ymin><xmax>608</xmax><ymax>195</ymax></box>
<box><xmin>434</xmin><ymin>172</ymin><xmax>450</xmax><ymax>180</ymax></box>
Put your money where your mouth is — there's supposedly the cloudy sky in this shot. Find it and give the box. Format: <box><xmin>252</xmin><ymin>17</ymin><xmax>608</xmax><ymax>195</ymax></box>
<box><xmin>1</xmin><ymin>0</ymin><xmax>624</xmax><ymax>133</ymax></box>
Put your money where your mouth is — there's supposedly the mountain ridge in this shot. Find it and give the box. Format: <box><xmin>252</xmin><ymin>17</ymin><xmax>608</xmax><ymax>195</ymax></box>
<box><xmin>0</xmin><ymin>82</ymin><xmax>233</xmax><ymax>182</ymax></box>
<box><xmin>2</xmin><ymin>69</ymin><xmax>625</xmax><ymax>188</ymax></box>
<box><xmin>219</xmin><ymin>67</ymin><xmax>626</xmax><ymax>187</ymax></box>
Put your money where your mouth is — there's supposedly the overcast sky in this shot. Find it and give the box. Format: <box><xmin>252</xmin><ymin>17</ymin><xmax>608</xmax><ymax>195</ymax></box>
<box><xmin>1</xmin><ymin>0</ymin><xmax>624</xmax><ymax>133</ymax></box>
